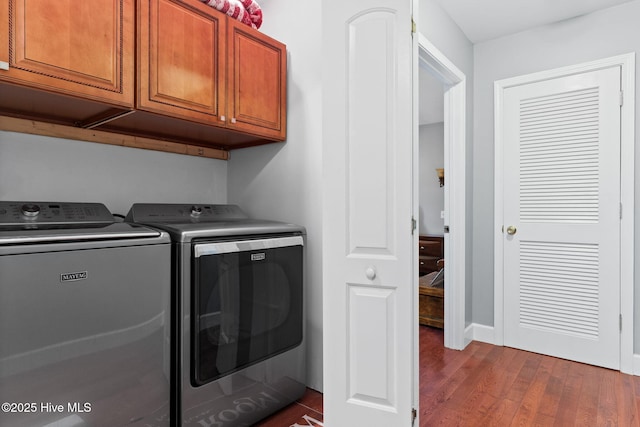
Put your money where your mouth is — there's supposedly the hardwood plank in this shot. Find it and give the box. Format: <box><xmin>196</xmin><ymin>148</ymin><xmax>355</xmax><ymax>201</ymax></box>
<box><xmin>259</xmin><ymin>326</ymin><xmax>640</xmax><ymax>427</ymax></box>
<box><xmin>574</xmin><ymin>363</ymin><xmax>602</xmax><ymax>425</ymax></box>
<box><xmin>461</xmin><ymin>347</ymin><xmax>516</xmax><ymax>419</ymax></box>
<box><xmin>445</xmin><ymin>346</ymin><xmax>506</xmax><ymax>416</ymax></box>
<box><xmin>510</xmin><ymin>353</ymin><xmax>555</xmax><ymax>426</ymax></box>
<box><xmin>616</xmin><ymin>373</ymin><xmax>640</xmax><ymax>426</ymax></box>
<box><xmin>536</xmin><ymin>357</ymin><xmax>571</xmax><ymax>419</ymax></box>
<box><xmin>473</xmin><ymin>396</ymin><xmax>519</xmax><ymax>427</ymax></box>
<box><xmin>420</xmin><ymin>341</ymin><xmax>495</xmax><ymax>420</ymax></box>
<box><xmin>484</xmin><ymin>346</ymin><xmax>529</xmax><ymax>400</ymax></box>
<box><xmin>552</xmin><ymin>361</ymin><xmax>584</xmax><ymax>426</ymax></box>
<box><xmin>596</xmin><ymin>369</ymin><xmax>618</xmax><ymax>426</ymax></box>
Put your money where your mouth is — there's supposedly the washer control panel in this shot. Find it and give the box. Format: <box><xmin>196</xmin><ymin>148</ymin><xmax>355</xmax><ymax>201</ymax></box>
<box><xmin>0</xmin><ymin>202</ymin><xmax>115</xmax><ymax>227</ymax></box>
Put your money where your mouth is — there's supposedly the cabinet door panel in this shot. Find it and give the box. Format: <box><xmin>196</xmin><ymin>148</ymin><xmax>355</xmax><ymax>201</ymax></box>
<box><xmin>228</xmin><ymin>19</ymin><xmax>286</xmax><ymax>140</ymax></box>
<box><xmin>138</xmin><ymin>0</ymin><xmax>225</xmax><ymax>123</ymax></box>
<box><xmin>2</xmin><ymin>0</ymin><xmax>133</xmax><ymax>106</ymax></box>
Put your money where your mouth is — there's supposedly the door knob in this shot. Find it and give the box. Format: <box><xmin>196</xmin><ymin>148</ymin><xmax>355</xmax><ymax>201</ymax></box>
<box><xmin>365</xmin><ymin>266</ymin><xmax>377</xmax><ymax>280</ymax></box>
<box><xmin>506</xmin><ymin>226</ymin><xmax>517</xmax><ymax>235</ymax></box>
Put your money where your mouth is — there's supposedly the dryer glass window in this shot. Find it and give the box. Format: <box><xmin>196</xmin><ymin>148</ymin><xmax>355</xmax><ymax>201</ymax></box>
<box><xmin>192</xmin><ymin>237</ymin><xmax>303</xmax><ymax>385</ymax></box>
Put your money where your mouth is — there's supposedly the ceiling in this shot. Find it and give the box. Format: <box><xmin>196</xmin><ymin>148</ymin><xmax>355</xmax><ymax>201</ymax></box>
<box><xmin>419</xmin><ymin>0</ymin><xmax>633</xmax><ymax>125</ymax></box>
<box><xmin>433</xmin><ymin>0</ymin><xmax>634</xmax><ymax>44</ymax></box>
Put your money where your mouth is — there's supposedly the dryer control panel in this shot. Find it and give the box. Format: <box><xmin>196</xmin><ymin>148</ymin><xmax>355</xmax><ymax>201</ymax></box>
<box><xmin>125</xmin><ymin>203</ymin><xmax>249</xmax><ymax>223</ymax></box>
<box><xmin>0</xmin><ymin>202</ymin><xmax>115</xmax><ymax>227</ymax></box>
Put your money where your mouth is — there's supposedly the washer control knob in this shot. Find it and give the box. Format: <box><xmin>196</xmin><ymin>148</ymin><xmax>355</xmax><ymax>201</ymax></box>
<box><xmin>190</xmin><ymin>205</ymin><xmax>203</xmax><ymax>216</ymax></box>
<box><xmin>21</xmin><ymin>203</ymin><xmax>41</xmax><ymax>218</ymax></box>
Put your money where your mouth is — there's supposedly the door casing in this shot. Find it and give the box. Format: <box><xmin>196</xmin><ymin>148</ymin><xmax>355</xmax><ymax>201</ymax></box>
<box><xmin>417</xmin><ymin>34</ymin><xmax>467</xmax><ymax>351</ymax></box>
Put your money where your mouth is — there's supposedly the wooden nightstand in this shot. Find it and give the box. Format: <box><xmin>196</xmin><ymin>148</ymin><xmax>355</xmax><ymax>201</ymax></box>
<box><xmin>418</xmin><ymin>235</ymin><xmax>443</xmax><ymax>275</ymax></box>
<box><xmin>418</xmin><ymin>235</ymin><xmax>444</xmax><ymax>328</ymax></box>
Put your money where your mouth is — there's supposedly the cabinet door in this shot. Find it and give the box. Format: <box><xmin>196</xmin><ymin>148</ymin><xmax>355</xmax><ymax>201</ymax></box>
<box><xmin>138</xmin><ymin>0</ymin><xmax>226</xmax><ymax>124</ymax></box>
<box><xmin>227</xmin><ymin>18</ymin><xmax>287</xmax><ymax>140</ymax></box>
<box><xmin>0</xmin><ymin>0</ymin><xmax>134</xmax><ymax>107</ymax></box>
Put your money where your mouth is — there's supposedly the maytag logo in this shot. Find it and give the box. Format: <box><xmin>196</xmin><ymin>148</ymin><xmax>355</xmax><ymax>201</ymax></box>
<box><xmin>251</xmin><ymin>253</ymin><xmax>266</xmax><ymax>261</ymax></box>
<box><xmin>60</xmin><ymin>271</ymin><xmax>88</xmax><ymax>282</ymax></box>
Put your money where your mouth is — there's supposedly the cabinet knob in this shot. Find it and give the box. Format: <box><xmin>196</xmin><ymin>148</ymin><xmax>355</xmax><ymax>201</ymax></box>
<box><xmin>220</xmin><ymin>115</ymin><xmax>226</xmax><ymax>122</ymax></box>
<box><xmin>231</xmin><ymin>117</ymin><xmax>237</xmax><ymax>124</ymax></box>
<box><xmin>506</xmin><ymin>225</ymin><xmax>517</xmax><ymax>235</ymax></box>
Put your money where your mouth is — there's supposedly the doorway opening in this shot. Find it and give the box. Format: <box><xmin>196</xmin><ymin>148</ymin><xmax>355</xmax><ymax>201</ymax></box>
<box><xmin>416</xmin><ymin>34</ymin><xmax>466</xmax><ymax>350</ymax></box>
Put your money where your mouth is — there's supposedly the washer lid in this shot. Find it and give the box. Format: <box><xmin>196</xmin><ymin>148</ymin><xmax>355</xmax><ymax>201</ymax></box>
<box><xmin>0</xmin><ymin>222</ymin><xmax>162</xmax><ymax>245</ymax></box>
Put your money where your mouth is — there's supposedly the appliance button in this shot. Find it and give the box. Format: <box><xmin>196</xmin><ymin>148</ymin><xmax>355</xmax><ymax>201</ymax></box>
<box><xmin>21</xmin><ymin>203</ymin><xmax>41</xmax><ymax>218</ymax></box>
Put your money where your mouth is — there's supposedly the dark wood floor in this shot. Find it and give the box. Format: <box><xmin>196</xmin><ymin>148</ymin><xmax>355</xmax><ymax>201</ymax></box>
<box><xmin>259</xmin><ymin>326</ymin><xmax>640</xmax><ymax>426</ymax></box>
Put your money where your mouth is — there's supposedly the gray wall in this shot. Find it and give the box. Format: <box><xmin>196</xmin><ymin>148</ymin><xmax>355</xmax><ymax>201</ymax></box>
<box><xmin>0</xmin><ymin>131</ymin><xmax>227</xmax><ymax>214</ymax></box>
<box><xmin>419</xmin><ymin>123</ymin><xmax>445</xmax><ymax>235</ymax></box>
<box><xmin>418</xmin><ymin>0</ymin><xmax>475</xmax><ymax>324</ymax></box>
<box><xmin>472</xmin><ymin>0</ymin><xmax>640</xmax><ymax>353</ymax></box>
<box><xmin>226</xmin><ymin>0</ymin><xmax>324</xmax><ymax>391</ymax></box>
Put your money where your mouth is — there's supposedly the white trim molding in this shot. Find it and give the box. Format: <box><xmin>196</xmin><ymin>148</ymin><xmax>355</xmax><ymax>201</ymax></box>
<box><xmin>494</xmin><ymin>53</ymin><xmax>635</xmax><ymax>374</ymax></box>
<box><xmin>418</xmin><ymin>34</ymin><xmax>467</xmax><ymax>350</ymax></box>
<box><xmin>633</xmin><ymin>354</ymin><xmax>640</xmax><ymax>376</ymax></box>
<box><xmin>464</xmin><ymin>323</ymin><xmax>495</xmax><ymax>345</ymax></box>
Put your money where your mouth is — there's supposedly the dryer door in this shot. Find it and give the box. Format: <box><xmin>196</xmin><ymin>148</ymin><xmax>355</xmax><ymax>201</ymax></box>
<box><xmin>192</xmin><ymin>235</ymin><xmax>303</xmax><ymax>386</ymax></box>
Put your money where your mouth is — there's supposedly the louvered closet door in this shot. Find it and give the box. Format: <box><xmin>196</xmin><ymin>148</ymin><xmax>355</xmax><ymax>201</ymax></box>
<box><xmin>502</xmin><ymin>66</ymin><xmax>621</xmax><ymax>369</ymax></box>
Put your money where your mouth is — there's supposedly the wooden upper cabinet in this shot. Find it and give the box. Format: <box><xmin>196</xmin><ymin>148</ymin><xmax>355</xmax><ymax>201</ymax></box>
<box><xmin>227</xmin><ymin>18</ymin><xmax>287</xmax><ymax>140</ymax></box>
<box><xmin>137</xmin><ymin>0</ymin><xmax>286</xmax><ymax>142</ymax></box>
<box><xmin>137</xmin><ymin>0</ymin><xmax>226</xmax><ymax>123</ymax></box>
<box><xmin>0</xmin><ymin>0</ymin><xmax>287</xmax><ymax>153</ymax></box>
<box><xmin>0</xmin><ymin>0</ymin><xmax>134</xmax><ymax>107</ymax></box>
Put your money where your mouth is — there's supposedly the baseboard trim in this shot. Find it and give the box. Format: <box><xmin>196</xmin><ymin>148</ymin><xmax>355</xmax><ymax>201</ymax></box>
<box><xmin>633</xmin><ymin>354</ymin><xmax>640</xmax><ymax>376</ymax></box>
<box><xmin>464</xmin><ymin>323</ymin><xmax>495</xmax><ymax>345</ymax></box>
<box><xmin>465</xmin><ymin>325</ymin><xmax>640</xmax><ymax>377</ymax></box>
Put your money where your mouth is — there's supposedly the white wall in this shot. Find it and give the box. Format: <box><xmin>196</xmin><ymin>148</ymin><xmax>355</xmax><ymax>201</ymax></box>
<box><xmin>0</xmin><ymin>131</ymin><xmax>227</xmax><ymax>214</ymax></box>
<box><xmin>226</xmin><ymin>0</ymin><xmax>324</xmax><ymax>391</ymax></box>
<box><xmin>472</xmin><ymin>0</ymin><xmax>640</xmax><ymax>348</ymax></box>
<box><xmin>419</xmin><ymin>123</ymin><xmax>444</xmax><ymax>235</ymax></box>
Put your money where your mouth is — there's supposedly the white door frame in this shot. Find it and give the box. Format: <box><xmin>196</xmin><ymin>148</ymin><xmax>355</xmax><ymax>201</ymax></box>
<box><xmin>494</xmin><ymin>53</ymin><xmax>636</xmax><ymax>374</ymax></box>
<box><xmin>417</xmin><ymin>34</ymin><xmax>467</xmax><ymax>350</ymax></box>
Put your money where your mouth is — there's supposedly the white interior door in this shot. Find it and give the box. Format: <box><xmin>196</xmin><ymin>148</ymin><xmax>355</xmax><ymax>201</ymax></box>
<box><xmin>322</xmin><ymin>0</ymin><xmax>415</xmax><ymax>425</ymax></box>
<box><xmin>502</xmin><ymin>66</ymin><xmax>621</xmax><ymax>369</ymax></box>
